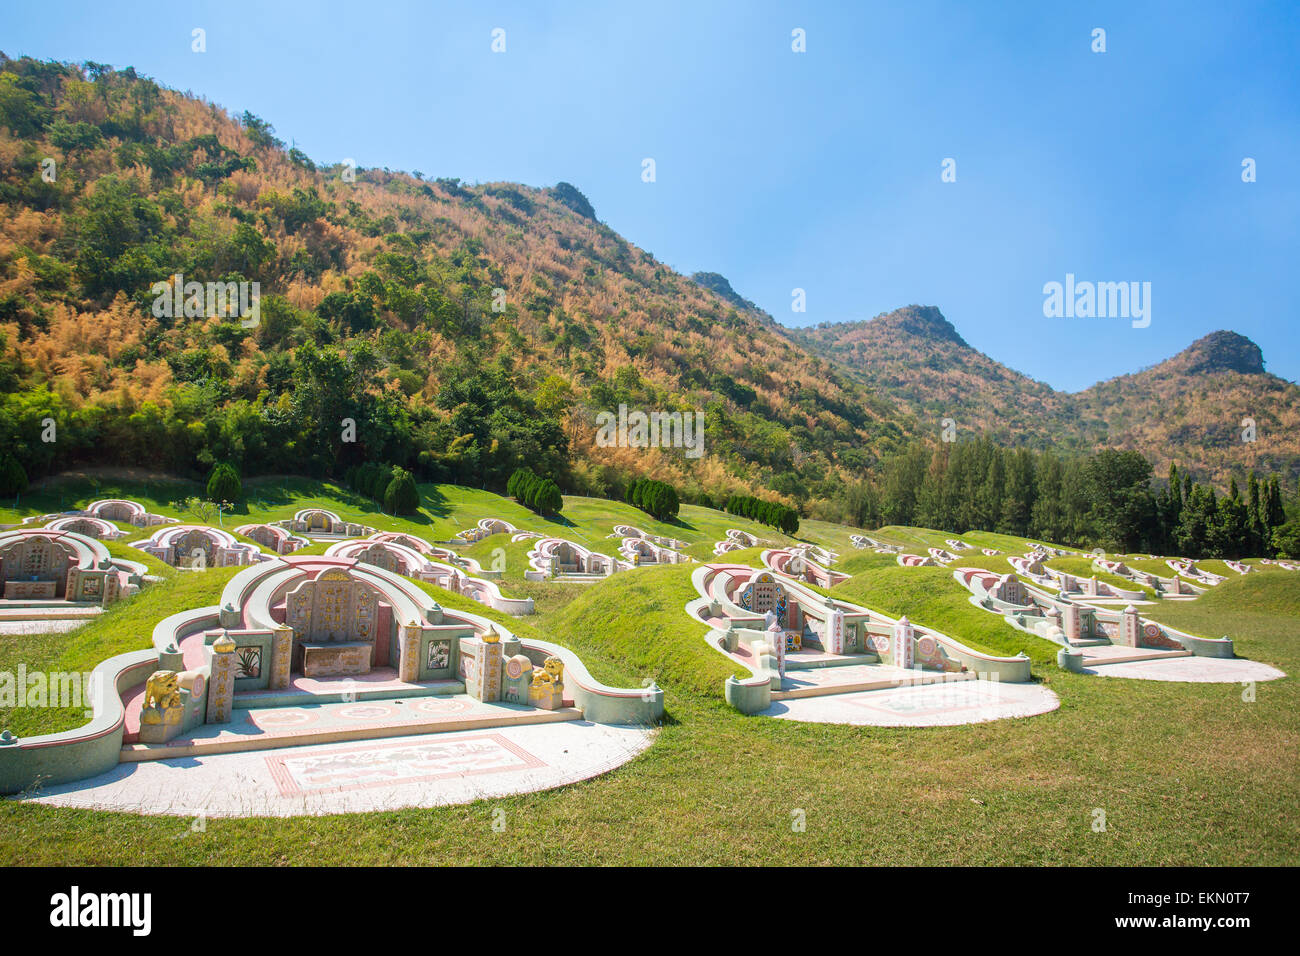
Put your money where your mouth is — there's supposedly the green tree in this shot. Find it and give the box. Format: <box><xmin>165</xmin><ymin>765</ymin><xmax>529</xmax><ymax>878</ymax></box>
<box><xmin>206</xmin><ymin>461</ymin><xmax>242</xmax><ymax>502</ymax></box>
<box><xmin>0</xmin><ymin>455</ymin><xmax>29</xmax><ymax>497</ymax></box>
<box><xmin>1084</xmin><ymin>450</ymin><xmax>1155</xmax><ymax>552</ymax></box>
<box><xmin>1272</xmin><ymin>520</ymin><xmax>1300</xmax><ymax>559</ymax></box>
<box><xmin>383</xmin><ymin>467</ymin><xmax>420</xmax><ymax>515</ymax></box>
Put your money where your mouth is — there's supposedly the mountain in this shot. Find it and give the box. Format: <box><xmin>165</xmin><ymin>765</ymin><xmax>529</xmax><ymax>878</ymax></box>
<box><xmin>0</xmin><ymin>55</ymin><xmax>908</xmax><ymax>509</ymax></box>
<box><xmin>1074</xmin><ymin>331</ymin><xmax>1300</xmax><ymax>484</ymax></box>
<box><xmin>785</xmin><ymin>306</ymin><xmax>1082</xmax><ymax>449</ymax></box>
<box><xmin>0</xmin><ymin>55</ymin><xmax>1292</xmax><ymax>512</ymax></box>
<box><xmin>690</xmin><ymin>272</ymin><xmax>763</xmax><ymax>314</ymax></box>
<box><xmin>789</xmin><ymin>308</ymin><xmax>1300</xmax><ymax>485</ymax></box>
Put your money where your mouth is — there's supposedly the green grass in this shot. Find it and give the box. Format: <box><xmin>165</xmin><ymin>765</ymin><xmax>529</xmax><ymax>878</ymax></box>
<box><xmin>1</xmin><ymin>482</ymin><xmax>1296</xmax><ymax>866</ymax></box>
<box><xmin>1041</xmin><ymin>557</ymin><xmax>1158</xmax><ymax>601</ymax></box>
<box><xmin>1144</xmin><ymin>572</ymin><xmax>1300</xmax><ymax>640</ymax></box>
<box><xmin>1117</xmin><ymin>556</ymin><xmax>1185</xmax><ymax>577</ymax></box>
<box><xmin>831</xmin><ymin>563</ymin><xmax>1061</xmax><ymax>665</ymax></box>
<box><xmin>545</xmin><ymin>564</ymin><xmax>736</xmax><ymax>699</ymax></box>
<box><xmin>3</xmin><ymin>475</ymin><xmax>809</xmax><ymax>558</ymax></box>
<box><xmin>0</xmin><ymin>568</ymin><xmax>238</xmax><ymax>738</ymax></box>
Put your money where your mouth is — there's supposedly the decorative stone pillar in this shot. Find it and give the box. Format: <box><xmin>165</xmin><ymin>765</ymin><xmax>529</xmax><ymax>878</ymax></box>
<box><xmin>1120</xmin><ymin>605</ymin><xmax>1141</xmax><ymax>647</ymax></box>
<box><xmin>892</xmin><ymin>616</ymin><xmax>915</xmax><ymax>669</ymax></box>
<box><xmin>269</xmin><ymin>625</ymin><xmax>294</xmax><ymax>689</ymax></box>
<box><xmin>765</xmin><ymin>618</ymin><xmax>786</xmax><ymax>674</ymax></box>
<box><xmin>467</xmin><ymin>627</ymin><xmax>503</xmax><ymax>701</ymax></box>
<box><xmin>480</xmin><ymin>629</ymin><xmax>504</xmax><ymax>702</ymax></box>
<box><xmin>219</xmin><ymin>602</ymin><xmax>240</xmax><ymax>629</ymax></box>
<box><xmin>159</xmin><ymin>643</ymin><xmax>185</xmax><ymax>672</ymax></box>
<box><xmin>206</xmin><ymin>634</ymin><xmax>236</xmax><ymax>724</ymax></box>
<box><xmin>1061</xmin><ymin>603</ymin><xmax>1081</xmax><ymax>643</ymax></box>
<box><xmin>824</xmin><ymin>605</ymin><xmax>845</xmax><ymax>655</ymax></box>
<box><xmin>1044</xmin><ymin>606</ymin><xmax>1063</xmax><ymax>637</ymax></box>
<box><xmin>397</xmin><ymin>620</ymin><xmax>422</xmax><ymax>682</ymax></box>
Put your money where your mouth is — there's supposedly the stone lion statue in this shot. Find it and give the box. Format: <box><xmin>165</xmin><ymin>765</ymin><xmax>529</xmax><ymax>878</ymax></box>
<box><xmin>531</xmin><ymin>656</ymin><xmax>564</xmax><ymax>687</ymax></box>
<box><xmin>143</xmin><ymin>670</ymin><xmax>182</xmax><ymax>710</ymax></box>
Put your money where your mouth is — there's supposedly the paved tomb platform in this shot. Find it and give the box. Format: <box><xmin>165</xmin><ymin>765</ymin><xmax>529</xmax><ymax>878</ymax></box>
<box><xmin>16</xmin><ymin>721</ymin><xmax>656</xmax><ymax>817</ymax></box>
<box><xmin>774</xmin><ymin>662</ymin><xmax>977</xmax><ymax>700</ymax></box>
<box><xmin>760</xmin><ymin>678</ymin><xmax>1060</xmax><ymax>727</ymax></box>
<box><xmin>1083</xmin><ymin>656</ymin><xmax>1286</xmax><ymax>683</ymax></box>
<box><xmin>1078</xmin><ymin>644</ymin><xmax>1190</xmax><ymax>667</ymax></box>
<box><xmin>0</xmin><ymin>618</ymin><xmax>92</xmax><ymax>635</ymax></box>
<box><xmin>120</xmin><ymin>692</ymin><xmax>585</xmax><ymax>759</ymax></box>
<box><xmin>0</xmin><ymin>604</ymin><xmax>102</xmax><ymax>621</ymax></box>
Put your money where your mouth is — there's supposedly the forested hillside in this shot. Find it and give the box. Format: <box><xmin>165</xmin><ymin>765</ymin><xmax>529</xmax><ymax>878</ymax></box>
<box><xmin>1</xmin><ymin>56</ymin><xmax>1295</xmax><ymax>545</ymax></box>
<box><xmin>791</xmin><ymin>308</ymin><xmax>1300</xmax><ymax>487</ymax></box>
<box><xmin>0</xmin><ymin>55</ymin><xmax>907</xmax><ymax>512</ymax></box>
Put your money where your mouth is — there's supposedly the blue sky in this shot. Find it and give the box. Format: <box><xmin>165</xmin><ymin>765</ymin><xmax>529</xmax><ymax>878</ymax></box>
<box><xmin>3</xmin><ymin>0</ymin><xmax>1297</xmax><ymax>390</ymax></box>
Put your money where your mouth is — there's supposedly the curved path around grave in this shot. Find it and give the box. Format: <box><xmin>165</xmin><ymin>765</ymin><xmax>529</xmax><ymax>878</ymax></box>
<box><xmin>953</xmin><ymin>565</ymin><xmax>1287</xmax><ymax>683</ymax></box>
<box><xmin>758</xmin><ymin>679</ymin><xmax>1059</xmax><ymax>727</ymax></box>
<box><xmin>1081</xmin><ymin>657</ymin><xmax>1285</xmax><ymax>682</ymax></box>
<box><xmin>687</xmin><ymin>562</ymin><xmax>1039</xmax><ymax>723</ymax></box>
<box><xmin>16</xmin><ymin>721</ymin><xmax>655</xmax><ymax>817</ymax></box>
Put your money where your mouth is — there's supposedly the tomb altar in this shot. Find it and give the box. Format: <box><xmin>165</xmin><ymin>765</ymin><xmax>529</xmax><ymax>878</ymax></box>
<box><xmin>302</xmin><ymin>642</ymin><xmax>373</xmax><ymax>678</ymax></box>
<box><xmin>4</xmin><ymin>580</ymin><xmax>57</xmax><ymax>600</ymax></box>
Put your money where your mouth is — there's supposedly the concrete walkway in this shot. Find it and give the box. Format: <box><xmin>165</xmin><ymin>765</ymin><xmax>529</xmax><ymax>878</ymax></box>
<box><xmin>121</xmin><ymin>693</ymin><xmax>585</xmax><ymax>758</ymax></box>
<box><xmin>775</xmin><ymin>662</ymin><xmax>975</xmax><ymax>700</ymax></box>
<box><xmin>1084</xmin><ymin>656</ymin><xmax>1286</xmax><ymax>682</ymax></box>
<box><xmin>0</xmin><ymin>619</ymin><xmax>90</xmax><ymax>635</ymax></box>
<box><xmin>760</xmin><ymin>678</ymin><xmax>1060</xmax><ymax>727</ymax></box>
<box><xmin>17</xmin><ymin>721</ymin><xmax>656</xmax><ymax>817</ymax></box>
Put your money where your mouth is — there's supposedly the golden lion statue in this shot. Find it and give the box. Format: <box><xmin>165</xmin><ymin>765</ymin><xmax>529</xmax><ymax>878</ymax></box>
<box><xmin>143</xmin><ymin>670</ymin><xmax>182</xmax><ymax>710</ymax></box>
<box><xmin>530</xmin><ymin>656</ymin><xmax>564</xmax><ymax>687</ymax></box>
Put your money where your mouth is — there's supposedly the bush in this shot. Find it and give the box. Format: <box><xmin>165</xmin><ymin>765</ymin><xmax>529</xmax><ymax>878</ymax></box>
<box><xmin>725</xmin><ymin>493</ymin><xmax>799</xmax><ymax>535</ymax></box>
<box><xmin>627</xmin><ymin>477</ymin><xmax>679</xmax><ymax>521</ymax></box>
<box><xmin>383</xmin><ymin>467</ymin><xmax>420</xmax><ymax>515</ymax></box>
<box><xmin>206</xmin><ymin>462</ymin><xmax>242</xmax><ymax>502</ymax></box>
<box><xmin>509</xmin><ymin>466</ymin><xmax>563</xmax><ymax>517</ymax></box>
<box><xmin>0</xmin><ymin>455</ymin><xmax>28</xmax><ymax>497</ymax></box>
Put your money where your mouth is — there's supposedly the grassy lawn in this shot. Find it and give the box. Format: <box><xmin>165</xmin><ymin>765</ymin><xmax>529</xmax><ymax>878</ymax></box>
<box><xmin>831</xmin><ymin>562</ymin><xmax>1061</xmax><ymax>665</ymax></box>
<box><xmin>1040</xmin><ymin>557</ymin><xmax>1159</xmax><ymax>601</ymax></box>
<box><xmin>0</xmin><ymin>568</ymin><xmax>237</xmax><ymax>738</ymax></box>
<box><xmin>1</xmin><ymin>485</ymin><xmax>1296</xmax><ymax>865</ymax></box>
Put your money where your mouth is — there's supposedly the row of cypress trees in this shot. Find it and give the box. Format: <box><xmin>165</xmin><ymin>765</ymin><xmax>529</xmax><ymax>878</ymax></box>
<box><xmin>627</xmin><ymin>478</ymin><xmax>680</xmax><ymax>521</ymax></box>
<box><xmin>508</xmin><ymin>467</ymin><xmax>563</xmax><ymax>516</ymax></box>
<box><xmin>344</xmin><ymin>462</ymin><xmax>420</xmax><ymax>515</ymax></box>
<box><xmin>725</xmin><ymin>493</ymin><xmax>800</xmax><ymax>534</ymax></box>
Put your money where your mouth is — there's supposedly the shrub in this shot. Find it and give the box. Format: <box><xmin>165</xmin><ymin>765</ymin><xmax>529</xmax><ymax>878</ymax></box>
<box><xmin>509</xmin><ymin>466</ymin><xmax>563</xmax><ymax>517</ymax></box>
<box><xmin>627</xmin><ymin>477</ymin><xmax>679</xmax><ymax>521</ymax></box>
<box><xmin>725</xmin><ymin>493</ymin><xmax>799</xmax><ymax>535</ymax></box>
<box><xmin>383</xmin><ymin>467</ymin><xmax>420</xmax><ymax>515</ymax></box>
<box><xmin>0</xmin><ymin>455</ymin><xmax>28</xmax><ymax>497</ymax></box>
<box><xmin>206</xmin><ymin>462</ymin><xmax>242</xmax><ymax>502</ymax></box>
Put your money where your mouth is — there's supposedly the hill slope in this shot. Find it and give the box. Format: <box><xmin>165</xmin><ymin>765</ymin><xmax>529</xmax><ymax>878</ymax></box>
<box><xmin>786</xmin><ymin>305</ymin><xmax>1079</xmax><ymax>448</ymax></box>
<box><xmin>2</xmin><ymin>55</ymin><xmax>1293</xmax><ymax>506</ymax></box>
<box><xmin>788</xmin><ymin>307</ymin><xmax>1300</xmax><ymax>484</ymax></box>
<box><xmin>0</xmin><ymin>55</ymin><xmax>908</xmax><ymax>510</ymax></box>
<box><xmin>1074</xmin><ymin>331</ymin><xmax>1300</xmax><ymax>482</ymax></box>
